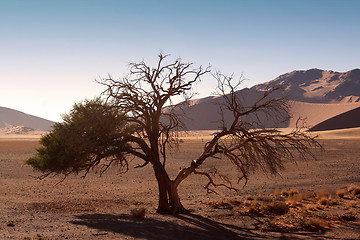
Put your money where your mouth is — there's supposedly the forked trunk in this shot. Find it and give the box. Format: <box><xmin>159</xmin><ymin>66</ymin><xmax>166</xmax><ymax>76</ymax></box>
<box><xmin>156</xmin><ymin>179</ymin><xmax>171</xmax><ymax>213</ymax></box>
<box><xmin>153</xmin><ymin>163</ymin><xmax>187</xmax><ymax>214</ymax></box>
<box><xmin>168</xmin><ymin>181</ymin><xmax>187</xmax><ymax>213</ymax></box>
<box><xmin>153</xmin><ymin>163</ymin><xmax>171</xmax><ymax>213</ymax></box>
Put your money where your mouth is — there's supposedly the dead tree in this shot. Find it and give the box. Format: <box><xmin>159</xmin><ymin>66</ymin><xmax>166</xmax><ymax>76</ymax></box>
<box><xmin>99</xmin><ymin>56</ymin><xmax>320</xmax><ymax>213</ymax></box>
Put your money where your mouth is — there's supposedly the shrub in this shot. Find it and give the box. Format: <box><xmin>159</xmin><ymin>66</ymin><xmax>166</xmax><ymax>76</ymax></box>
<box><xmin>348</xmin><ymin>185</ymin><xmax>360</xmax><ymax>195</ymax></box>
<box><xmin>130</xmin><ymin>207</ymin><xmax>147</xmax><ymax>218</ymax></box>
<box><xmin>243</xmin><ymin>200</ymin><xmax>252</xmax><ymax>207</ymax></box>
<box><xmin>305</xmin><ymin>217</ymin><xmax>329</xmax><ymax>231</ymax></box>
<box><xmin>256</xmin><ymin>190</ymin><xmax>264</xmax><ymax>200</ymax></box>
<box><xmin>286</xmin><ymin>193</ymin><xmax>303</xmax><ymax>206</ymax></box>
<box><xmin>246</xmin><ymin>201</ymin><xmax>261</xmax><ymax>214</ymax></box>
<box><xmin>261</xmin><ymin>200</ymin><xmax>289</xmax><ymax>215</ymax></box>
<box><xmin>318</xmin><ymin>197</ymin><xmax>330</xmax><ymax>206</ymax></box>
<box><xmin>273</xmin><ymin>187</ymin><xmax>281</xmax><ymax>198</ymax></box>
<box><xmin>305</xmin><ymin>204</ymin><xmax>318</xmax><ymax>211</ymax></box>
<box><xmin>348</xmin><ymin>200</ymin><xmax>358</xmax><ymax>208</ymax></box>
<box><xmin>228</xmin><ymin>199</ymin><xmax>242</xmax><ymax>206</ymax></box>
<box><xmin>289</xmin><ymin>189</ymin><xmax>299</xmax><ymax>197</ymax></box>
<box><xmin>281</xmin><ymin>190</ymin><xmax>289</xmax><ymax>197</ymax></box>
<box><xmin>6</xmin><ymin>221</ymin><xmax>15</xmax><ymax>227</ymax></box>
<box><xmin>336</xmin><ymin>189</ymin><xmax>346</xmax><ymax>198</ymax></box>
<box><xmin>318</xmin><ymin>196</ymin><xmax>337</xmax><ymax>206</ymax></box>
<box><xmin>316</xmin><ymin>189</ymin><xmax>329</xmax><ymax>199</ymax></box>
<box><xmin>339</xmin><ymin>210</ymin><xmax>357</xmax><ymax>221</ymax></box>
<box><xmin>245</xmin><ymin>194</ymin><xmax>253</xmax><ymax>200</ymax></box>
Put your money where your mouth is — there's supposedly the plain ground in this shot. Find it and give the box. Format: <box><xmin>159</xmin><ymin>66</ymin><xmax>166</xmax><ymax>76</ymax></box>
<box><xmin>0</xmin><ymin>129</ymin><xmax>360</xmax><ymax>240</ymax></box>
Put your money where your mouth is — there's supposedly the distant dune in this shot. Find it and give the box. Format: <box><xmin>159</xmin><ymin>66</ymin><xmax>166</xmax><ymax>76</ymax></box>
<box><xmin>177</xmin><ymin>69</ymin><xmax>360</xmax><ymax>130</ymax></box>
<box><xmin>289</xmin><ymin>101</ymin><xmax>360</xmax><ymax>128</ymax></box>
<box><xmin>0</xmin><ymin>107</ymin><xmax>54</xmax><ymax>131</ymax></box>
<box><xmin>309</xmin><ymin>106</ymin><xmax>360</xmax><ymax>131</ymax></box>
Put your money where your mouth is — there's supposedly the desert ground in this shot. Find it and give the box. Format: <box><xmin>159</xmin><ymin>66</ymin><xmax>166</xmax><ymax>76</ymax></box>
<box><xmin>1</xmin><ymin>129</ymin><xmax>360</xmax><ymax>240</ymax></box>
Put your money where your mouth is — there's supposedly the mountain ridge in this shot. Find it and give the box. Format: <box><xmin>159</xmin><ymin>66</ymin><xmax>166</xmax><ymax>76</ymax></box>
<box><xmin>252</xmin><ymin>68</ymin><xmax>360</xmax><ymax>103</ymax></box>
<box><xmin>182</xmin><ymin>68</ymin><xmax>360</xmax><ymax>130</ymax></box>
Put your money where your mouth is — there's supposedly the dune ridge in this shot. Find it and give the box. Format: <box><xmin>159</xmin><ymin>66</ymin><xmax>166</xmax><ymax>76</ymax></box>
<box><xmin>0</xmin><ymin>107</ymin><xmax>54</xmax><ymax>131</ymax></box>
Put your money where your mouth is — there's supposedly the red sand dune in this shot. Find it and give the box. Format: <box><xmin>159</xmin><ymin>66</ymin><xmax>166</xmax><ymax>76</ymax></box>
<box><xmin>309</xmin><ymin>106</ymin><xmax>360</xmax><ymax>131</ymax></box>
<box><xmin>289</xmin><ymin>101</ymin><xmax>360</xmax><ymax>129</ymax></box>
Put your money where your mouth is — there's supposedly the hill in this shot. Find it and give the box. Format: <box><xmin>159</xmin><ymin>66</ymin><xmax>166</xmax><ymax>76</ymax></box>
<box><xmin>179</xmin><ymin>69</ymin><xmax>360</xmax><ymax>130</ymax></box>
<box><xmin>253</xmin><ymin>68</ymin><xmax>360</xmax><ymax>103</ymax></box>
<box><xmin>0</xmin><ymin>107</ymin><xmax>54</xmax><ymax>132</ymax></box>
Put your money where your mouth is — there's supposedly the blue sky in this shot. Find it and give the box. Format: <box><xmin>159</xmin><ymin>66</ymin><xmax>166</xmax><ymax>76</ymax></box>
<box><xmin>1</xmin><ymin>0</ymin><xmax>359</xmax><ymax>121</ymax></box>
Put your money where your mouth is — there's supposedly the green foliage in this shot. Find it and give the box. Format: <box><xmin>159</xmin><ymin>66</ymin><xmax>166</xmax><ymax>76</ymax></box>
<box><xmin>26</xmin><ymin>98</ymin><xmax>134</xmax><ymax>176</ymax></box>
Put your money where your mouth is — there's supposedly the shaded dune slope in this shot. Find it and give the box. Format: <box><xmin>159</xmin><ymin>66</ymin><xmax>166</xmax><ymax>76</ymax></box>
<box><xmin>177</xmin><ymin>88</ymin><xmax>360</xmax><ymax>130</ymax></box>
<box><xmin>288</xmin><ymin>101</ymin><xmax>360</xmax><ymax>128</ymax></box>
<box><xmin>309</xmin><ymin>107</ymin><xmax>360</xmax><ymax>131</ymax></box>
<box><xmin>180</xmin><ymin>68</ymin><xmax>360</xmax><ymax>131</ymax></box>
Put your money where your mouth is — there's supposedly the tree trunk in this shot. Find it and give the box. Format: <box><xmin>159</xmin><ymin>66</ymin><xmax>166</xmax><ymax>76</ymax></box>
<box><xmin>153</xmin><ymin>163</ymin><xmax>171</xmax><ymax>213</ymax></box>
<box><xmin>153</xmin><ymin>162</ymin><xmax>187</xmax><ymax>214</ymax></box>
<box><xmin>168</xmin><ymin>181</ymin><xmax>187</xmax><ymax>213</ymax></box>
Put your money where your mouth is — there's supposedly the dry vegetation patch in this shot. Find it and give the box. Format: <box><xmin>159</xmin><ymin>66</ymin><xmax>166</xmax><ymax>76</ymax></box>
<box><xmin>348</xmin><ymin>185</ymin><xmax>360</xmax><ymax>196</ymax></box>
<box><xmin>130</xmin><ymin>207</ymin><xmax>147</xmax><ymax>218</ymax></box>
<box><xmin>206</xmin><ymin>185</ymin><xmax>359</xmax><ymax>232</ymax></box>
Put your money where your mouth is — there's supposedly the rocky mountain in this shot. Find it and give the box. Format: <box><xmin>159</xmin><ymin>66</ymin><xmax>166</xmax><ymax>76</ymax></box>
<box><xmin>179</xmin><ymin>69</ymin><xmax>360</xmax><ymax>130</ymax></box>
<box><xmin>0</xmin><ymin>107</ymin><xmax>54</xmax><ymax>131</ymax></box>
<box><xmin>253</xmin><ymin>68</ymin><xmax>360</xmax><ymax>103</ymax></box>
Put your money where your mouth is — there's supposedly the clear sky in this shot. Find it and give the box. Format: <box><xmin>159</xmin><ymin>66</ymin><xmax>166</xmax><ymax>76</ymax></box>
<box><xmin>1</xmin><ymin>0</ymin><xmax>359</xmax><ymax>122</ymax></box>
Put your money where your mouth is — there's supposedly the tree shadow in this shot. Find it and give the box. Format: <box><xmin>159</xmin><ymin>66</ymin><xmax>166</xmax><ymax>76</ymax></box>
<box><xmin>69</xmin><ymin>212</ymin><xmax>343</xmax><ymax>240</ymax></box>
<box><xmin>70</xmin><ymin>212</ymin><xmax>261</xmax><ymax>240</ymax></box>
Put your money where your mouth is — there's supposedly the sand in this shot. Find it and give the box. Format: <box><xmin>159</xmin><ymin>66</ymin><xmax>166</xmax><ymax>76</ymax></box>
<box><xmin>0</xmin><ymin>131</ymin><xmax>359</xmax><ymax>239</ymax></box>
<box><xmin>289</xmin><ymin>101</ymin><xmax>360</xmax><ymax>129</ymax></box>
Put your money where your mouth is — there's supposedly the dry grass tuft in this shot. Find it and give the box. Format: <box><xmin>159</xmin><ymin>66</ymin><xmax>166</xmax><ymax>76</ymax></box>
<box><xmin>305</xmin><ymin>204</ymin><xmax>319</xmax><ymax>211</ymax></box>
<box><xmin>336</xmin><ymin>189</ymin><xmax>346</xmax><ymax>198</ymax></box>
<box><xmin>256</xmin><ymin>190</ymin><xmax>264</xmax><ymax>200</ymax></box>
<box><xmin>348</xmin><ymin>185</ymin><xmax>360</xmax><ymax>195</ymax></box>
<box><xmin>130</xmin><ymin>207</ymin><xmax>147</xmax><ymax>218</ymax></box>
<box><xmin>283</xmin><ymin>189</ymin><xmax>309</xmax><ymax>206</ymax></box>
<box><xmin>245</xmin><ymin>194</ymin><xmax>254</xmax><ymax>200</ymax></box>
<box><xmin>6</xmin><ymin>221</ymin><xmax>15</xmax><ymax>227</ymax></box>
<box><xmin>289</xmin><ymin>189</ymin><xmax>300</xmax><ymax>197</ymax></box>
<box><xmin>243</xmin><ymin>200</ymin><xmax>251</xmax><ymax>207</ymax></box>
<box><xmin>318</xmin><ymin>197</ymin><xmax>330</xmax><ymax>206</ymax></box>
<box><xmin>273</xmin><ymin>187</ymin><xmax>281</xmax><ymax>198</ymax></box>
<box><xmin>339</xmin><ymin>210</ymin><xmax>357</xmax><ymax>221</ymax></box>
<box><xmin>281</xmin><ymin>190</ymin><xmax>289</xmax><ymax>197</ymax></box>
<box><xmin>246</xmin><ymin>201</ymin><xmax>261</xmax><ymax>214</ymax></box>
<box><xmin>348</xmin><ymin>200</ymin><xmax>358</xmax><ymax>208</ymax></box>
<box><xmin>285</xmin><ymin>193</ymin><xmax>303</xmax><ymax>206</ymax></box>
<box><xmin>304</xmin><ymin>217</ymin><xmax>329</xmax><ymax>231</ymax></box>
<box><xmin>261</xmin><ymin>200</ymin><xmax>289</xmax><ymax>215</ymax></box>
<box><xmin>316</xmin><ymin>189</ymin><xmax>329</xmax><ymax>199</ymax></box>
<box><xmin>318</xmin><ymin>196</ymin><xmax>338</xmax><ymax>206</ymax></box>
<box><xmin>228</xmin><ymin>199</ymin><xmax>242</xmax><ymax>206</ymax></box>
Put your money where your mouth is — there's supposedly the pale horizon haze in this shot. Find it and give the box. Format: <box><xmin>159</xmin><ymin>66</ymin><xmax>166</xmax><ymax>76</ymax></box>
<box><xmin>1</xmin><ymin>0</ymin><xmax>360</xmax><ymax>122</ymax></box>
